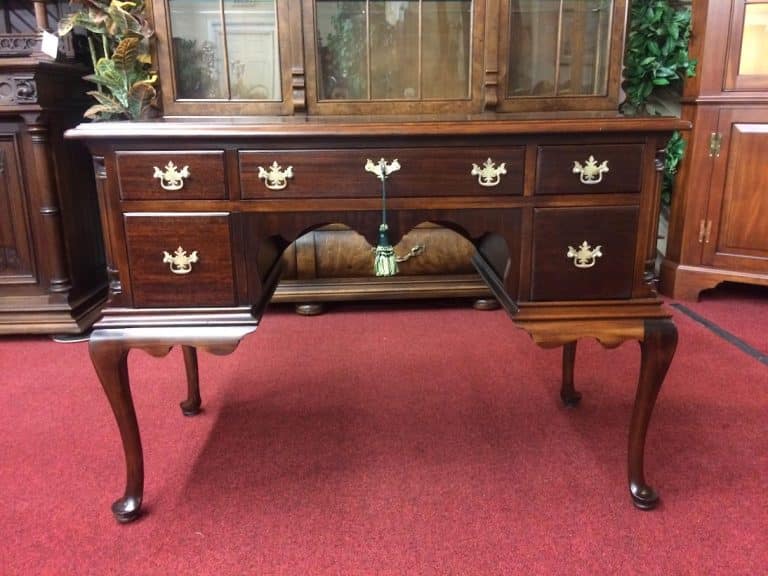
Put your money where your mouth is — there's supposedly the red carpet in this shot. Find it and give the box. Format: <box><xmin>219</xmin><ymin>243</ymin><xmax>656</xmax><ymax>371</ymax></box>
<box><xmin>1</xmin><ymin>303</ymin><xmax>766</xmax><ymax>575</ymax></box>
<box><xmin>681</xmin><ymin>282</ymin><xmax>768</xmax><ymax>355</ymax></box>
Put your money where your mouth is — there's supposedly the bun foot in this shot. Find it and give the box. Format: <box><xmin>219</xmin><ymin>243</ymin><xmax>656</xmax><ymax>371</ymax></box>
<box><xmin>180</xmin><ymin>398</ymin><xmax>201</xmax><ymax>417</ymax></box>
<box><xmin>630</xmin><ymin>483</ymin><xmax>659</xmax><ymax>510</ymax></box>
<box><xmin>295</xmin><ymin>303</ymin><xmax>325</xmax><ymax>316</ymax></box>
<box><xmin>560</xmin><ymin>389</ymin><xmax>582</xmax><ymax>407</ymax></box>
<box><xmin>112</xmin><ymin>496</ymin><xmax>142</xmax><ymax>523</ymax></box>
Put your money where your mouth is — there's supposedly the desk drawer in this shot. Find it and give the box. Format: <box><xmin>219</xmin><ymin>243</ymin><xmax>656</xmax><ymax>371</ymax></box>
<box><xmin>117</xmin><ymin>151</ymin><xmax>226</xmax><ymax>200</ymax></box>
<box><xmin>535</xmin><ymin>144</ymin><xmax>644</xmax><ymax>195</ymax></box>
<box><xmin>240</xmin><ymin>147</ymin><xmax>524</xmax><ymax>199</ymax></box>
<box><xmin>531</xmin><ymin>206</ymin><xmax>639</xmax><ymax>301</ymax></box>
<box><xmin>124</xmin><ymin>213</ymin><xmax>236</xmax><ymax>307</ymax></box>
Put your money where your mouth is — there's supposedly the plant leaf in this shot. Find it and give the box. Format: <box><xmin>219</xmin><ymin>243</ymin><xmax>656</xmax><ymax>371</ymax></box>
<box><xmin>112</xmin><ymin>37</ymin><xmax>140</xmax><ymax>71</ymax></box>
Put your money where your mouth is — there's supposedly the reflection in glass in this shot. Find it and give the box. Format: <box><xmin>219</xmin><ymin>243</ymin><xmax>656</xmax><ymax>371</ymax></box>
<box><xmin>315</xmin><ymin>0</ymin><xmax>472</xmax><ymax>101</ymax></box>
<box><xmin>508</xmin><ymin>0</ymin><xmax>612</xmax><ymax>98</ymax></box>
<box><xmin>169</xmin><ymin>0</ymin><xmax>281</xmax><ymax>101</ymax></box>
<box><xmin>739</xmin><ymin>3</ymin><xmax>768</xmax><ymax>75</ymax></box>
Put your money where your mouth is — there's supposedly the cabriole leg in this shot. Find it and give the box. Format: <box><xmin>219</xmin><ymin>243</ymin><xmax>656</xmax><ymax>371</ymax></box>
<box><xmin>89</xmin><ymin>331</ymin><xmax>144</xmax><ymax>523</ymax></box>
<box><xmin>628</xmin><ymin>318</ymin><xmax>678</xmax><ymax>510</ymax></box>
<box><xmin>560</xmin><ymin>341</ymin><xmax>581</xmax><ymax>406</ymax></box>
<box><xmin>180</xmin><ymin>345</ymin><xmax>201</xmax><ymax>416</ymax></box>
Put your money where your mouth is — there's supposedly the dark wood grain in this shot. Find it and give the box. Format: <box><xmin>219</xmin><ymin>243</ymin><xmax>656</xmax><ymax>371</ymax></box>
<box><xmin>123</xmin><ymin>213</ymin><xmax>236</xmax><ymax>307</ymax></box>
<box><xmin>535</xmin><ymin>144</ymin><xmax>645</xmax><ymax>195</ymax></box>
<box><xmin>530</xmin><ymin>206</ymin><xmax>639</xmax><ymax>301</ymax></box>
<box><xmin>240</xmin><ymin>147</ymin><xmax>525</xmax><ymax>199</ymax></box>
<box><xmin>117</xmin><ymin>151</ymin><xmax>226</xmax><ymax>200</ymax></box>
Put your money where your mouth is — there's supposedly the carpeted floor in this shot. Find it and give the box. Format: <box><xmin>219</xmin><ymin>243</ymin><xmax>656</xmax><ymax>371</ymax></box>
<box><xmin>1</xmin><ymin>297</ymin><xmax>766</xmax><ymax>575</ymax></box>
<box><xmin>675</xmin><ymin>282</ymin><xmax>768</xmax><ymax>356</ymax></box>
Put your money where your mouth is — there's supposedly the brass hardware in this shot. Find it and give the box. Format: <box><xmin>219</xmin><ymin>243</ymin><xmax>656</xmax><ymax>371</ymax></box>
<box><xmin>258</xmin><ymin>161</ymin><xmax>294</xmax><ymax>190</ymax></box>
<box><xmin>567</xmin><ymin>241</ymin><xmax>603</xmax><ymax>269</ymax></box>
<box><xmin>153</xmin><ymin>161</ymin><xmax>190</xmax><ymax>191</ymax></box>
<box><xmin>471</xmin><ymin>158</ymin><xmax>507</xmax><ymax>187</ymax></box>
<box><xmin>573</xmin><ymin>156</ymin><xmax>610</xmax><ymax>185</ymax></box>
<box><xmin>709</xmin><ymin>132</ymin><xmax>723</xmax><ymax>158</ymax></box>
<box><xmin>698</xmin><ymin>220</ymin><xmax>713</xmax><ymax>244</ymax></box>
<box><xmin>396</xmin><ymin>244</ymin><xmax>425</xmax><ymax>263</ymax></box>
<box><xmin>365</xmin><ymin>158</ymin><xmax>401</xmax><ymax>181</ymax></box>
<box><xmin>162</xmin><ymin>246</ymin><xmax>198</xmax><ymax>275</ymax></box>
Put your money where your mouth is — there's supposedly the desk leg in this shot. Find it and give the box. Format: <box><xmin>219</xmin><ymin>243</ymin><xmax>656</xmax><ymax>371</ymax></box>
<box><xmin>628</xmin><ymin>318</ymin><xmax>678</xmax><ymax>510</ymax></box>
<box><xmin>89</xmin><ymin>332</ymin><xmax>144</xmax><ymax>523</ymax></box>
<box><xmin>180</xmin><ymin>346</ymin><xmax>201</xmax><ymax>416</ymax></box>
<box><xmin>560</xmin><ymin>341</ymin><xmax>582</xmax><ymax>406</ymax></box>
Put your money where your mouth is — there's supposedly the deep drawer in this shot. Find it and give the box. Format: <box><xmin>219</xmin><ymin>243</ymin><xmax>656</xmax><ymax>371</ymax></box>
<box><xmin>123</xmin><ymin>213</ymin><xmax>236</xmax><ymax>307</ymax></box>
<box><xmin>530</xmin><ymin>206</ymin><xmax>639</xmax><ymax>301</ymax></box>
<box><xmin>240</xmin><ymin>147</ymin><xmax>524</xmax><ymax>199</ymax></box>
<box><xmin>117</xmin><ymin>151</ymin><xmax>227</xmax><ymax>200</ymax></box>
<box><xmin>535</xmin><ymin>144</ymin><xmax>644</xmax><ymax>195</ymax></box>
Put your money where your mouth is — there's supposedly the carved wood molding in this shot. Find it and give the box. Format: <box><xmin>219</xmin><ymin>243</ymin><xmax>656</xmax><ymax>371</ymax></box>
<box><xmin>0</xmin><ymin>75</ymin><xmax>38</xmax><ymax>106</ymax></box>
<box><xmin>0</xmin><ymin>33</ymin><xmax>41</xmax><ymax>57</ymax></box>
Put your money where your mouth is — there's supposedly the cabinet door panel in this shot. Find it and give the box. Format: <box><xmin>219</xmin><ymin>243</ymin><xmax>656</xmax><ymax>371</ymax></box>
<box><xmin>0</xmin><ymin>137</ymin><xmax>35</xmax><ymax>284</ymax></box>
<box><xmin>704</xmin><ymin>109</ymin><xmax>768</xmax><ymax>271</ymax></box>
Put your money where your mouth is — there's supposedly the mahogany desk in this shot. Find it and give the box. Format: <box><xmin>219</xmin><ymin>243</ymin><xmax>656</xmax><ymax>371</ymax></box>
<box><xmin>71</xmin><ymin>115</ymin><xmax>684</xmax><ymax>522</ymax></box>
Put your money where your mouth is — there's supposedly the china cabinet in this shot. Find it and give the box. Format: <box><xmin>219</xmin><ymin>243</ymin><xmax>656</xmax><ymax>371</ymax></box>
<box><xmin>71</xmin><ymin>0</ymin><xmax>687</xmax><ymax>522</ymax></box>
<box><xmin>0</xmin><ymin>1</ymin><xmax>106</xmax><ymax>334</ymax></box>
<box><xmin>661</xmin><ymin>0</ymin><xmax>768</xmax><ymax>299</ymax></box>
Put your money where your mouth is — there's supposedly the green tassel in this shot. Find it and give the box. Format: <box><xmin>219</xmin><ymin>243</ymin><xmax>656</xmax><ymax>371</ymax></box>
<box><xmin>374</xmin><ymin>224</ymin><xmax>398</xmax><ymax>277</ymax></box>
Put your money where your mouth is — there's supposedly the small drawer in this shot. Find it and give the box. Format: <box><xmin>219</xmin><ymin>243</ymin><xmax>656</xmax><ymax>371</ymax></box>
<box><xmin>124</xmin><ymin>213</ymin><xmax>236</xmax><ymax>307</ymax></box>
<box><xmin>240</xmin><ymin>147</ymin><xmax>524</xmax><ymax>199</ymax></box>
<box><xmin>531</xmin><ymin>206</ymin><xmax>639</xmax><ymax>301</ymax></box>
<box><xmin>116</xmin><ymin>151</ymin><xmax>226</xmax><ymax>200</ymax></box>
<box><xmin>535</xmin><ymin>144</ymin><xmax>644</xmax><ymax>195</ymax></box>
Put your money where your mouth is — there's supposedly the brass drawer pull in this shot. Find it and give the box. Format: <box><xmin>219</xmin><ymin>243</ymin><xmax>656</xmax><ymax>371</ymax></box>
<box><xmin>162</xmin><ymin>246</ymin><xmax>198</xmax><ymax>275</ymax></box>
<box><xmin>258</xmin><ymin>161</ymin><xmax>294</xmax><ymax>190</ymax></box>
<box><xmin>573</xmin><ymin>156</ymin><xmax>610</xmax><ymax>185</ymax></box>
<box><xmin>471</xmin><ymin>158</ymin><xmax>507</xmax><ymax>187</ymax></box>
<box><xmin>567</xmin><ymin>241</ymin><xmax>603</xmax><ymax>269</ymax></box>
<box><xmin>153</xmin><ymin>161</ymin><xmax>190</xmax><ymax>191</ymax></box>
<box><xmin>364</xmin><ymin>158</ymin><xmax>401</xmax><ymax>180</ymax></box>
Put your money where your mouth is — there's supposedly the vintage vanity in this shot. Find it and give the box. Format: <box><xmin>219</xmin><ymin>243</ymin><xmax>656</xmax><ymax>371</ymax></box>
<box><xmin>71</xmin><ymin>0</ymin><xmax>685</xmax><ymax>522</ymax></box>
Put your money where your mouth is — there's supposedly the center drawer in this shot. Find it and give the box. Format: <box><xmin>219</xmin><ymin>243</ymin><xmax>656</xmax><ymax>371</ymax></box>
<box><xmin>123</xmin><ymin>213</ymin><xmax>236</xmax><ymax>307</ymax></box>
<box><xmin>239</xmin><ymin>147</ymin><xmax>524</xmax><ymax>199</ymax></box>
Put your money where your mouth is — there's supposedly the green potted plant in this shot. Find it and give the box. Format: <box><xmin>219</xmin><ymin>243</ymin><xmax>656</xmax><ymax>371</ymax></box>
<box><xmin>58</xmin><ymin>0</ymin><xmax>157</xmax><ymax>120</ymax></box>
<box><xmin>622</xmin><ymin>0</ymin><xmax>695</xmax><ymax>208</ymax></box>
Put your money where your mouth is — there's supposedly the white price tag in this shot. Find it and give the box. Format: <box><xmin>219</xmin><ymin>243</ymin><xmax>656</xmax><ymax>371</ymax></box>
<box><xmin>41</xmin><ymin>31</ymin><xmax>59</xmax><ymax>59</ymax></box>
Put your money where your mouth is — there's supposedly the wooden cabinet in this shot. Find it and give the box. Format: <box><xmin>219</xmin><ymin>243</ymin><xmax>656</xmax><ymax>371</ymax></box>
<box><xmin>71</xmin><ymin>0</ymin><xmax>686</xmax><ymax>522</ymax></box>
<box><xmin>0</xmin><ymin>52</ymin><xmax>106</xmax><ymax>333</ymax></box>
<box><xmin>661</xmin><ymin>0</ymin><xmax>768</xmax><ymax>300</ymax></box>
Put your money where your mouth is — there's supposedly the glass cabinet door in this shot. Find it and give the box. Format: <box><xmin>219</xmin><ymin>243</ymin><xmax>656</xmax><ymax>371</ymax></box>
<box><xmin>154</xmin><ymin>0</ymin><xmax>293</xmax><ymax>114</ymax></box>
<box><xmin>499</xmin><ymin>0</ymin><xmax>626</xmax><ymax>112</ymax></box>
<box><xmin>726</xmin><ymin>0</ymin><xmax>768</xmax><ymax>90</ymax></box>
<box><xmin>305</xmin><ymin>0</ymin><xmax>483</xmax><ymax>113</ymax></box>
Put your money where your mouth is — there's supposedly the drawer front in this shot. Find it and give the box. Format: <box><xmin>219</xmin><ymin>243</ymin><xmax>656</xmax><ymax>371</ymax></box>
<box><xmin>124</xmin><ymin>213</ymin><xmax>236</xmax><ymax>307</ymax></box>
<box><xmin>240</xmin><ymin>147</ymin><xmax>524</xmax><ymax>199</ymax></box>
<box><xmin>117</xmin><ymin>151</ymin><xmax>226</xmax><ymax>200</ymax></box>
<box><xmin>536</xmin><ymin>144</ymin><xmax>644</xmax><ymax>195</ymax></box>
<box><xmin>531</xmin><ymin>206</ymin><xmax>639</xmax><ymax>301</ymax></box>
